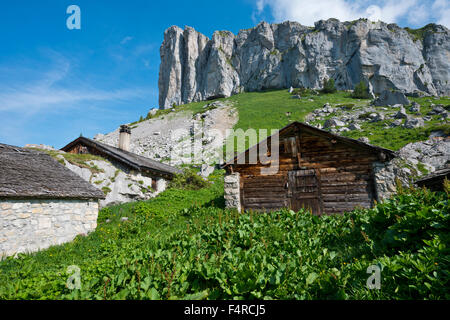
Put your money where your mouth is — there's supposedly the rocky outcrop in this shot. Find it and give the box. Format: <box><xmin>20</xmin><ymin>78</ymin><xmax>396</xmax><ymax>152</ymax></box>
<box><xmin>373</xmin><ymin>90</ymin><xmax>410</xmax><ymax>107</ymax></box>
<box><xmin>159</xmin><ymin>19</ymin><xmax>450</xmax><ymax>109</ymax></box>
<box><xmin>95</xmin><ymin>101</ymin><xmax>238</xmax><ymax>166</ymax></box>
<box><xmin>56</xmin><ymin>155</ymin><xmax>163</xmax><ymax>208</ymax></box>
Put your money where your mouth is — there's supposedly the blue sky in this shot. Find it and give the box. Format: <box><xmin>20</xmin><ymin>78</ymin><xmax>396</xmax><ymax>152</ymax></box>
<box><xmin>0</xmin><ymin>0</ymin><xmax>448</xmax><ymax>149</ymax></box>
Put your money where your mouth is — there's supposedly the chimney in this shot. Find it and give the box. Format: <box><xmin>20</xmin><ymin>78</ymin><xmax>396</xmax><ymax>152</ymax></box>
<box><xmin>118</xmin><ymin>125</ymin><xmax>131</xmax><ymax>152</ymax></box>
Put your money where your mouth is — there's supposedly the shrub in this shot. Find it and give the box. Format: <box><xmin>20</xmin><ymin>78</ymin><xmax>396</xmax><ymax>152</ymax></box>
<box><xmin>292</xmin><ymin>87</ymin><xmax>319</xmax><ymax>96</ymax></box>
<box><xmin>169</xmin><ymin>168</ymin><xmax>209</xmax><ymax>190</ymax></box>
<box><xmin>320</xmin><ymin>78</ymin><xmax>337</xmax><ymax>94</ymax></box>
<box><xmin>351</xmin><ymin>81</ymin><xmax>370</xmax><ymax>99</ymax></box>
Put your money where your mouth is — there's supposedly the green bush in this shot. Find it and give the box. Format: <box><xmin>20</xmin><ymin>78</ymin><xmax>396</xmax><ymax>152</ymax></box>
<box><xmin>169</xmin><ymin>168</ymin><xmax>209</xmax><ymax>190</ymax></box>
<box><xmin>291</xmin><ymin>87</ymin><xmax>319</xmax><ymax>96</ymax></box>
<box><xmin>321</xmin><ymin>78</ymin><xmax>337</xmax><ymax>94</ymax></box>
<box><xmin>351</xmin><ymin>81</ymin><xmax>370</xmax><ymax>99</ymax></box>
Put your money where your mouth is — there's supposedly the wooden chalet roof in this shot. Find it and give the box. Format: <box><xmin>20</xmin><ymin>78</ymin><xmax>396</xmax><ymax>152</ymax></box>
<box><xmin>222</xmin><ymin>121</ymin><xmax>397</xmax><ymax>168</ymax></box>
<box><xmin>61</xmin><ymin>137</ymin><xmax>182</xmax><ymax>177</ymax></box>
<box><xmin>0</xmin><ymin>143</ymin><xmax>105</xmax><ymax>199</ymax></box>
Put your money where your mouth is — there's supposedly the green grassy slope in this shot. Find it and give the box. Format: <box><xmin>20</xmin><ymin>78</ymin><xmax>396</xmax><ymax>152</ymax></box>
<box><xmin>138</xmin><ymin>89</ymin><xmax>449</xmax><ymax>151</ymax></box>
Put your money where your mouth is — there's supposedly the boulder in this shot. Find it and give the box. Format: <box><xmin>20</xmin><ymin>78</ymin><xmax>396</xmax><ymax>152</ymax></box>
<box><xmin>373</xmin><ymin>90</ymin><xmax>411</xmax><ymax>107</ymax></box>
<box><xmin>390</xmin><ymin>119</ymin><xmax>403</xmax><ymax>127</ymax></box>
<box><xmin>404</xmin><ymin>117</ymin><xmax>425</xmax><ymax>129</ymax></box>
<box><xmin>358</xmin><ymin>137</ymin><xmax>370</xmax><ymax>144</ymax></box>
<box><xmin>369</xmin><ymin>113</ymin><xmax>384</xmax><ymax>122</ymax></box>
<box><xmin>410</xmin><ymin>102</ymin><xmax>421</xmax><ymax>113</ymax></box>
<box><xmin>428</xmin><ymin>105</ymin><xmax>446</xmax><ymax>115</ymax></box>
<box><xmin>324</xmin><ymin>118</ymin><xmax>346</xmax><ymax>128</ymax></box>
<box><xmin>348</xmin><ymin>123</ymin><xmax>361</xmax><ymax>130</ymax></box>
<box><xmin>394</xmin><ymin>107</ymin><xmax>408</xmax><ymax>119</ymax></box>
<box><xmin>199</xmin><ymin>163</ymin><xmax>215</xmax><ymax>178</ymax></box>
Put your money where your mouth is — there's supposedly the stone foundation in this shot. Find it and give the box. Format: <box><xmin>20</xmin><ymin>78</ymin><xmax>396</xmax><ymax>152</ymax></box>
<box><xmin>0</xmin><ymin>199</ymin><xmax>99</xmax><ymax>258</ymax></box>
<box><xmin>372</xmin><ymin>159</ymin><xmax>413</xmax><ymax>201</ymax></box>
<box><xmin>224</xmin><ymin>173</ymin><xmax>241</xmax><ymax>212</ymax></box>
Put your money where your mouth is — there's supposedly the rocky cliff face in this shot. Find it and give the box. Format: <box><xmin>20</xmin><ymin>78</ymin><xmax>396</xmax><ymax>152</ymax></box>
<box><xmin>159</xmin><ymin>19</ymin><xmax>450</xmax><ymax>109</ymax></box>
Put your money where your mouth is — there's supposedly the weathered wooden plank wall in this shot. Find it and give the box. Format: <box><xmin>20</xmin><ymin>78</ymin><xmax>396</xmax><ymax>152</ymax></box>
<box><xmin>232</xmin><ymin>127</ymin><xmax>378</xmax><ymax>215</ymax></box>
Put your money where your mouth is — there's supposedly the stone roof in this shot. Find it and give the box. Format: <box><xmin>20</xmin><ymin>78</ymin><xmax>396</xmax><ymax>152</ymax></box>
<box><xmin>0</xmin><ymin>143</ymin><xmax>105</xmax><ymax>199</ymax></box>
<box><xmin>415</xmin><ymin>167</ymin><xmax>450</xmax><ymax>186</ymax></box>
<box><xmin>61</xmin><ymin>137</ymin><xmax>181</xmax><ymax>177</ymax></box>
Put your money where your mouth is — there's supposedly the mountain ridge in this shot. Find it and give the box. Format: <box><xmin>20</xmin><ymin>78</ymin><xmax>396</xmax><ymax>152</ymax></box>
<box><xmin>158</xmin><ymin>18</ymin><xmax>450</xmax><ymax>109</ymax></box>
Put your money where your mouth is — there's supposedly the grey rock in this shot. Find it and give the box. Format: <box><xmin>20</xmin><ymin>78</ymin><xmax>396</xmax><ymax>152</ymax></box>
<box><xmin>428</xmin><ymin>105</ymin><xmax>446</xmax><ymax>115</ymax></box>
<box><xmin>394</xmin><ymin>107</ymin><xmax>408</xmax><ymax>119</ymax></box>
<box><xmin>322</xmin><ymin>104</ymin><xmax>334</xmax><ymax>113</ymax></box>
<box><xmin>390</xmin><ymin>119</ymin><xmax>403</xmax><ymax>127</ymax></box>
<box><xmin>324</xmin><ymin>118</ymin><xmax>346</xmax><ymax>128</ymax></box>
<box><xmin>404</xmin><ymin>117</ymin><xmax>425</xmax><ymax>129</ymax></box>
<box><xmin>348</xmin><ymin>123</ymin><xmax>361</xmax><ymax>130</ymax></box>
<box><xmin>159</xmin><ymin>20</ymin><xmax>450</xmax><ymax>109</ymax></box>
<box><xmin>369</xmin><ymin>113</ymin><xmax>385</xmax><ymax>122</ymax></box>
<box><xmin>199</xmin><ymin>163</ymin><xmax>215</xmax><ymax>178</ymax></box>
<box><xmin>358</xmin><ymin>137</ymin><xmax>370</xmax><ymax>144</ymax></box>
<box><xmin>406</xmin><ymin>90</ymin><xmax>431</xmax><ymax>98</ymax></box>
<box><xmin>410</xmin><ymin>102</ymin><xmax>421</xmax><ymax>113</ymax></box>
<box><xmin>373</xmin><ymin>90</ymin><xmax>411</xmax><ymax>107</ymax></box>
<box><xmin>423</xmin><ymin>116</ymin><xmax>432</xmax><ymax>121</ymax></box>
<box><xmin>291</xmin><ymin>95</ymin><xmax>301</xmax><ymax>99</ymax></box>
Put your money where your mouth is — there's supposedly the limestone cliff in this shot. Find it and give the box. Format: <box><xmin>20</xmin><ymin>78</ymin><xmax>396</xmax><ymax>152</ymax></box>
<box><xmin>158</xmin><ymin>19</ymin><xmax>450</xmax><ymax>109</ymax></box>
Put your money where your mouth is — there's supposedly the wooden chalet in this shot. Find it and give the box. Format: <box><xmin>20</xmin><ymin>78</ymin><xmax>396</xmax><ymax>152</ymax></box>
<box><xmin>222</xmin><ymin>121</ymin><xmax>397</xmax><ymax>215</ymax></box>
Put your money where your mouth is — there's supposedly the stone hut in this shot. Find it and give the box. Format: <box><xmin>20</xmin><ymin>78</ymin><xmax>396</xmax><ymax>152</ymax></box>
<box><xmin>61</xmin><ymin>126</ymin><xmax>181</xmax><ymax>196</ymax></box>
<box><xmin>222</xmin><ymin>121</ymin><xmax>398</xmax><ymax>215</ymax></box>
<box><xmin>0</xmin><ymin>143</ymin><xmax>105</xmax><ymax>258</ymax></box>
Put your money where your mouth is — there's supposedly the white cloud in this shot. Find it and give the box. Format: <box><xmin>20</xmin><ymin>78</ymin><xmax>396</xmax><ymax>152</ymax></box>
<box><xmin>254</xmin><ymin>0</ymin><xmax>449</xmax><ymax>28</ymax></box>
<box><xmin>0</xmin><ymin>59</ymin><xmax>146</xmax><ymax>115</ymax></box>
<box><xmin>432</xmin><ymin>0</ymin><xmax>450</xmax><ymax>27</ymax></box>
<box><xmin>120</xmin><ymin>36</ymin><xmax>134</xmax><ymax>45</ymax></box>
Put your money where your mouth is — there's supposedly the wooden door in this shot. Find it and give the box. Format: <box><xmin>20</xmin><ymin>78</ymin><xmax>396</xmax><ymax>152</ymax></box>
<box><xmin>288</xmin><ymin>169</ymin><xmax>322</xmax><ymax>215</ymax></box>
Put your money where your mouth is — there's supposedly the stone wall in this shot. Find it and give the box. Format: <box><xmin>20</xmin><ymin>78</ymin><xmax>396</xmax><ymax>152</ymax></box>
<box><xmin>372</xmin><ymin>159</ymin><xmax>414</xmax><ymax>201</ymax></box>
<box><xmin>224</xmin><ymin>173</ymin><xmax>241</xmax><ymax>212</ymax></box>
<box><xmin>59</xmin><ymin>156</ymin><xmax>167</xmax><ymax>208</ymax></box>
<box><xmin>0</xmin><ymin>199</ymin><xmax>99</xmax><ymax>258</ymax></box>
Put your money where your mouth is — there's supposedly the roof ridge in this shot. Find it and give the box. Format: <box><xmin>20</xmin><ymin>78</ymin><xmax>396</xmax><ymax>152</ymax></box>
<box><xmin>223</xmin><ymin>121</ymin><xmax>396</xmax><ymax>167</ymax></box>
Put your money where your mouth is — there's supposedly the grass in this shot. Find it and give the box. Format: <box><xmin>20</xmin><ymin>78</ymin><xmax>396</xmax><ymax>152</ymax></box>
<box><xmin>130</xmin><ymin>89</ymin><xmax>449</xmax><ymax>152</ymax></box>
<box><xmin>339</xmin><ymin>95</ymin><xmax>450</xmax><ymax>150</ymax></box>
<box><xmin>27</xmin><ymin>148</ymin><xmax>106</xmax><ymax>174</ymax></box>
<box><xmin>404</xmin><ymin>24</ymin><xmax>438</xmax><ymax>42</ymax></box>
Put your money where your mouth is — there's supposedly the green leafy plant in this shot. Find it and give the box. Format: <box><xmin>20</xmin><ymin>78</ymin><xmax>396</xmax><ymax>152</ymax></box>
<box><xmin>169</xmin><ymin>168</ymin><xmax>209</xmax><ymax>190</ymax></box>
